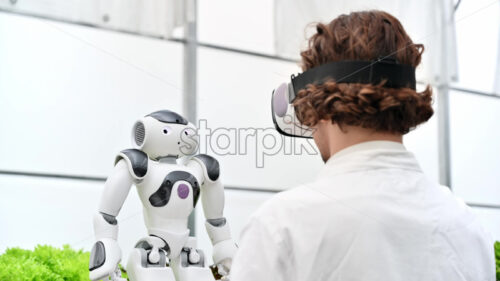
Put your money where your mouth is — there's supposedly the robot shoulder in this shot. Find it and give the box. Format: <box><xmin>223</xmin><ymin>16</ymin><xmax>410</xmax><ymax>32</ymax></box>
<box><xmin>114</xmin><ymin>149</ymin><xmax>148</xmax><ymax>180</ymax></box>
<box><xmin>191</xmin><ymin>154</ymin><xmax>220</xmax><ymax>182</ymax></box>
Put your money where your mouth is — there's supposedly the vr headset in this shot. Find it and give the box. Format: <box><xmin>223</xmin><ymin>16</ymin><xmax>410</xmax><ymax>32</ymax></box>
<box><xmin>271</xmin><ymin>58</ymin><xmax>416</xmax><ymax>138</ymax></box>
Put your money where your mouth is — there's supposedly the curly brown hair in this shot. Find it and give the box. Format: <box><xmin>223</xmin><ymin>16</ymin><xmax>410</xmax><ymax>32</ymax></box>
<box><xmin>294</xmin><ymin>10</ymin><xmax>433</xmax><ymax>134</ymax></box>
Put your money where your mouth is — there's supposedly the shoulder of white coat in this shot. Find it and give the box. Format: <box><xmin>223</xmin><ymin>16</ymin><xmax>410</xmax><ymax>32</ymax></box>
<box><xmin>436</xmin><ymin>184</ymin><xmax>469</xmax><ymax>209</ymax></box>
<box><xmin>241</xmin><ymin>184</ymin><xmax>336</xmax><ymax>248</ymax></box>
<box><xmin>250</xmin><ymin>184</ymin><xmax>318</xmax><ymax>221</ymax></box>
<box><xmin>114</xmin><ymin>149</ymin><xmax>149</xmax><ymax>180</ymax></box>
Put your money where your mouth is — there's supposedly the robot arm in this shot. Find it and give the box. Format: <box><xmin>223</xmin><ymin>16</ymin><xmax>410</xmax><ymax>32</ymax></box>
<box><xmin>95</xmin><ymin>158</ymin><xmax>133</xmax><ymax>239</ymax></box>
<box><xmin>187</xmin><ymin>155</ymin><xmax>238</xmax><ymax>275</ymax></box>
<box><xmin>90</xmin><ymin>157</ymin><xmax>136</xmax><ymax>281</ymax></box>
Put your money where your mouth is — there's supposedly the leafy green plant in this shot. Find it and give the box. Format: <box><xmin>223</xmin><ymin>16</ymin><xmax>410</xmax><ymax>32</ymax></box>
<box><xmin>0</xmin><ymin>245</ymin><xmax>91</xmax><ymax>281</ymax></box>
<box><xmin>495</xmin><ymin>241</ymin><xmax>500</xmax><ymax>281</ymax></box>
<box><xmin>0</xmin><ymin>245</ymin><xmax>129</xmax><ymax>281</ymax></box>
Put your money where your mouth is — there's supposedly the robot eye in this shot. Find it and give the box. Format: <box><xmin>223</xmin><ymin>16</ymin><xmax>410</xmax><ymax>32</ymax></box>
<box><xmin>162</xmin><ymin>126</ymin><xmax>172</xmax><ymax>135</ymax></box>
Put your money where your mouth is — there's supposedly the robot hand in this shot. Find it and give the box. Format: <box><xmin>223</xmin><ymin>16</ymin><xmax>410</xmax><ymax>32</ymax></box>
<box><xmin>212</xmin><ymin>239</ymin><xmax>238</xmax><ymax>276</ymax></box>
<box><xmin>89</xmin><ymin>238</ymin><xmax>123</xmax><ymax>281</ymax></box>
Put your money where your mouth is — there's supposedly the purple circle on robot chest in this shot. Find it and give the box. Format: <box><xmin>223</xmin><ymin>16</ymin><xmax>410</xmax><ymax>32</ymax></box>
<box><xmin>177</xmin><ymin>183</ymin><xmax>190</xmax><ymax>199</ymax></box>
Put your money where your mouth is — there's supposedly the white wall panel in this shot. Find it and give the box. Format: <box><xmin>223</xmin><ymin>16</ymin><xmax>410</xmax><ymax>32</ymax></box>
<box><xmin>198</xmin><ymin>0</ymin><xmax>274</xmax><ymax>54</ymax></box>
<box><xmin>453</xmin><ymin>0</ymin><xmax>500</xmax><ymax>93</ymax></box>
<box><xmin>0</xmin><ymin>174</ymin><xmax>146</xmax><ymax>263</ymax></box>
<box><xmin>450</xmin><ymin>91</ymin><xmax>500</xmax><ymax>205</ymax></box>
<box><xmin>0</xmin><ymin>0</ymin><xmax>185</xmax><ymax>38</ymax></box>
<box><xmin>0</xmin><ymin>12</ymin><xmax>183</xmax><ymax>178</ymax></box>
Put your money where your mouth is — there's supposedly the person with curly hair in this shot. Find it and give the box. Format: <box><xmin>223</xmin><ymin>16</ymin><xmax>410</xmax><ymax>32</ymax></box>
<box><xmin>230</xmin><ymin>10</ymin><xmax>495</xmax><ymax>281</ymax></box>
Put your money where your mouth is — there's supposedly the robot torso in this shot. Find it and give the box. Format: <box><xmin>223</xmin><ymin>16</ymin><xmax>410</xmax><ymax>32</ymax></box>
<box><xmin>116</xmin><ymin>149</ymin><xmax>203</xmax><ymax>235</ymax></box>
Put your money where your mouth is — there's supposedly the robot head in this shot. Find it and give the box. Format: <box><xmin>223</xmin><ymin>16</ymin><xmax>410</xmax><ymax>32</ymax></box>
<box><xmin>131</xmin><ymin>110</ymin><xmax>199</xmax><ymax>159</ymax></box>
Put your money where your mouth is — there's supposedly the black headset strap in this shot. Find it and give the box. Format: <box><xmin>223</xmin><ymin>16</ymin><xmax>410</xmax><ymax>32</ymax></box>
<box><xmin>290</xmin><ymin>59</ymin><xmax>416</xmax><ymax>98</ymax></box>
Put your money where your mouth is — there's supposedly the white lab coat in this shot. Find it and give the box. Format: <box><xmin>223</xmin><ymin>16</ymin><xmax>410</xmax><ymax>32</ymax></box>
<box><xmin>230</xmin><ymin>141</ymin><xmax>495</xmax><ymax>281</ymax></box>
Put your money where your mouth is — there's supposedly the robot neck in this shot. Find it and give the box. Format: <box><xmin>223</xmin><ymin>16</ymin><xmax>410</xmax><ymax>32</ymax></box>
<box><xmin>157</xmin><ymin>155</ymin><xmax>178</xmax><ymax>164</ymax></box>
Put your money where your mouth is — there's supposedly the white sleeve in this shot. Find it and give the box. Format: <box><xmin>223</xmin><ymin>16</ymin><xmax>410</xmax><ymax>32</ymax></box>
<box><xmin>230</xmin><ymin>215</ymin><xmax>293</xmax><ymax>281</ymax></box>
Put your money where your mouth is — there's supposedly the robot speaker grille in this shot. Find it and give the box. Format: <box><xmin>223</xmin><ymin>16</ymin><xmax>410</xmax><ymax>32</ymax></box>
<box><xmin>134</xmin><ymin>121</ymin><xmax>145</xmax><ymax>146</ymax></box>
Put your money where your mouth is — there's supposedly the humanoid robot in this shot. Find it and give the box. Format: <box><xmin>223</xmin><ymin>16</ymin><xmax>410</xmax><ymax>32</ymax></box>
<box><xmin>89</xmin><ymin>110</ymin><xmax>237</xmax><ymax>281</ymax></box>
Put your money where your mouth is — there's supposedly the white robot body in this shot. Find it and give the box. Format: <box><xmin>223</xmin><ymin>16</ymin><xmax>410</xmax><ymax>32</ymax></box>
<box><xmin>137</xmin><ymin>160</ymin><xmax>194</xmax><ymax>223</ymax></box>
<box><xmin>89</xmin><ymin>110</ymin><xmax>237</xmax><ymax>281</ymax></box>
<box><xmin>134</xmin><ymin>158</ymin><xmax>196</xmax><ymax>259</ymax></box>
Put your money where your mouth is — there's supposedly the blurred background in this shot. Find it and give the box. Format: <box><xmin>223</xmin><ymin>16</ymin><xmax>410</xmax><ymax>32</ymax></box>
<box><xmin>0</xmin><ymin>0</ymin><xmax>499</xmax><ymax>266</ymax></box>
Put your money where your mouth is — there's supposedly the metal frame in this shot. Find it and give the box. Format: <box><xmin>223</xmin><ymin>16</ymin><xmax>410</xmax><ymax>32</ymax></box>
<box><xmin>0</xmin><ymin>7</ymin><xmax>500</xmax><ymax>210</ymax></box>
<box><xmin>0</xmin><ymin>169</ymin><xmax>282</xmax><ymax>193</ymax></box>
<box><xmin>183</xmin><ymin>0</ymin><xmax>198</xmax><ymax>235</ymax></box>
<box><xmin>437</xmin><ymin>84</ymin><xmax>452</xmax><ymax>188</ymax></box>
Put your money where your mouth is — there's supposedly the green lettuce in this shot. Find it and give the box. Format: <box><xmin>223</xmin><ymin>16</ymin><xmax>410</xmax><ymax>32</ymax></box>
<box><xmin>0</xmin><ymin>245</ymin><xmax>91</xmax><ymax>281</ymax></box>
<box><xmin>495</xmin><ymin>241</ymin><xmax>500</xmax><ymax>281</ymax></box>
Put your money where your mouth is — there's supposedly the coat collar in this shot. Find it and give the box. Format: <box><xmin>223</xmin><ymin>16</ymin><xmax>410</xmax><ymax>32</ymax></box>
<box><xmin>318</xmin><ymin>141</ymin><xmax>423</xmax><ymax>178</ymax></box>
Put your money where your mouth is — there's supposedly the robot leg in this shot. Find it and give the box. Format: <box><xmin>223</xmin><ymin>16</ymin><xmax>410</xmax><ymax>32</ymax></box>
<box><xmin>126</xmin><ymin>236</ymin><xmax>176</xmax><ymax>281</ymax></box>
<box><xmin>170</xmin><ymin>237</ymin><xmax>215</xmax><ymax>281</ymax></box>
